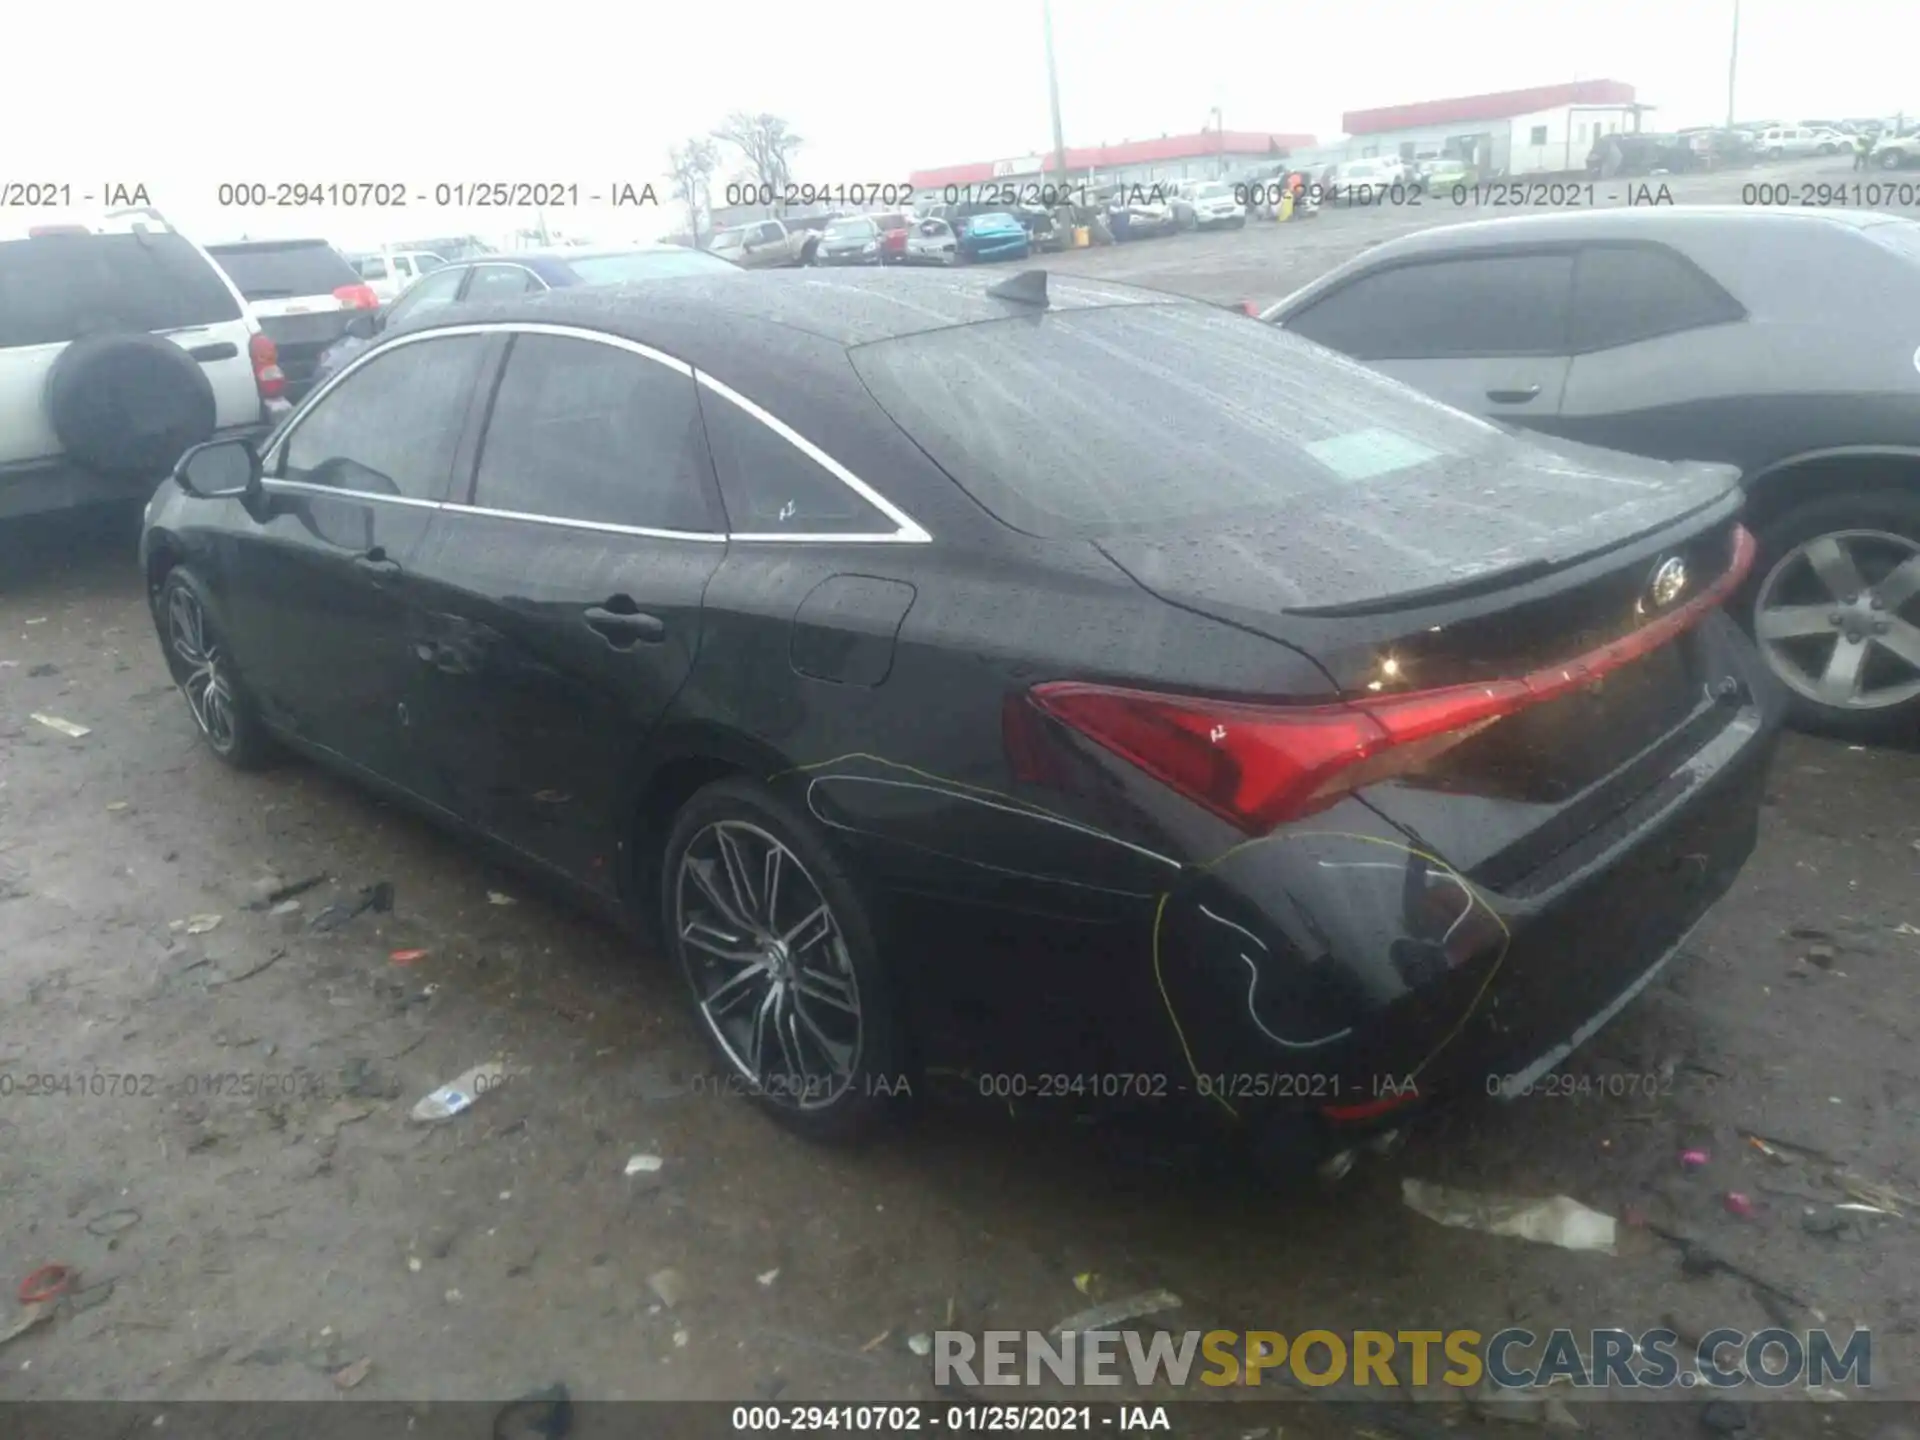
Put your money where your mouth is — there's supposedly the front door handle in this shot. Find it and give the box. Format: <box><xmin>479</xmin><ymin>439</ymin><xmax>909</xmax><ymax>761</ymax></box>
<box><xmin>354</xmin><ymin>548</ymin><xmax>401</xmax><ymax>577</ymax></box>
<box><xmin>584</xmin><ymin>605</ymin><xmax>666</xmax><ymax>646</ymax></box>
<box><xmin>1486</xmin><ymin>385</ymin><xmax>1542</xmax><ymax>403</ymax></box>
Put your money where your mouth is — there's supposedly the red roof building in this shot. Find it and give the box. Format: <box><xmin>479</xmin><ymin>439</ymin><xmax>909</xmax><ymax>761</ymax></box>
<box><xmin>1343</xmin><ymin>80</ymin><xmax>1637</xmax><ymax>137</ymax></box>
<box><xmin>909</xmin><ymin>131</ymin><xmax>1317</xmax><ymax>191</ymax></box>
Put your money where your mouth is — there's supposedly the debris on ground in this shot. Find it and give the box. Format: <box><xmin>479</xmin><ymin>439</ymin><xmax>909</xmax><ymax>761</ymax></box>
<box><xmin>182</xmin><ymin>913</ymin><xmax>224</xmax><ymax>935</ymax></box>
<box><xmin>17</xmin><ymin>1265</ymin><xmax>72</xmax><ymax>1305</ymax></box>
<box><xmin>246</xmin><ymin>874</ymin><xmax>328</xmax><ymax>911</ymax></box>
<box><xmin>1723</xmin><ymin>1192</ymin><xmax>1757</xmax><ymax>1219</ymax></box>
<box><xmin>1052</xmin><ymin>1288</ymin><xmax>1183</xmax><ymax>1334</ymax></box>
<box><xmin>105</xmin><ymin>801</ymin><xmax>128</xmax><ymax>813</ymax></box>
<box><xmin>907</xmin><ymin>1333</ymin><xmax>932</xmax><ymax>1357</ymax></box>
<box><xmin>624</xmin><ymin>1154</ymin><xmax>664</xmax><ymax>1176</ymax></box>
<box><xmin>1073</xmin><ymin>1272</ymin><xmax>1098</xmax><ymax>1295</ymax></box>
<box><xmin>1802</xmin><ymin>943</ymin><xmax>1836</xmax><ymax>969</ymax></box>
<box><xmin>0</xmin><ymin>1302</ymin><xmax>55</xmax><ymax>1352</ymax></box>
<box><xmin>494</xmin><ymin>1382</ymin><xmax>573</xmax><ymax>1440</ymax></box>
<box><xmin>409</xmin><ymin>1061</ymin><xmax>513</xmax><ymax>1123</ymax></box>
<box><xmin>1472</xmin><ymin>1375</ymin><xmax>1584</xmax><ymax>1428</ymax></box>
<box><xmin>310</xmin><ymin>881</ymin><xmax>395</xmax><ymax>932</ymax></box>
<box><xmin>648</xmin><ymin>1267</ymin><xmax>686</xmax><ymax>1308</ymax></box>
<box><xmin>1681</xmin><ymin>1149</ymin><xmax>1710</xmax><ymax>1170</ymax></box>
<box><xmin>333</xmin><ymin>1356</ymin><xmax>372</xmax><ymax>1389</ymax></box>
<box><xmin>84</xmin><ymin>1209</ymin><xmax>140</xmax><ymax>1238</ymax></box>
<box><xmin>212</xmin><ymin>948</ymin><xmax>287</xmax><ymax>986</ymax></box>
<box><xmin>488</xmin><ymin>891</ymin><xmax>516</xmax><ymax>906</ymax></box>
<box><xmin>757</xmin><ymin>1269</ymin><xmax>779</xmax><ymax>1287</ymax></box>
<box><xmin>269</xmin><ymin>899</ymin><xmax>302</xmax><ymax>916</ymax></box>
<box><xmin>1402</xmin><ymin>1179</ymin><xmax>1617</xmax><ymax>1254</ymax></box>
<box><xmin>316</xmin><ymin>1102</ymin><xmax>375</xmax><ymax>1139</ymax></box>
<box><xmin>860</xmin><ymin>1329</ymin><xmax>891</xmax><ymax>1352</ymax></box>
<box><xmin>390</xmin><ymin>949</ymin><xmax>429</xmax><ymax>965</ymax></box>
<box><xmin>30</xmin><ymin>713</ymin><xmax>89</xmax><ymax>738</ymax></box>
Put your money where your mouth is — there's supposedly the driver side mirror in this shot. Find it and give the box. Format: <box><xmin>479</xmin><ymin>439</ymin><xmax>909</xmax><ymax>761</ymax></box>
<box><xmin>173</xmin><ymin>437</ymin><xmax>261</xmax><ymax>501</ymax></box>
<box><xmin>345</xmin><ymin>310</ymin><xmax>381</xmax><ymax>340</ymax></box>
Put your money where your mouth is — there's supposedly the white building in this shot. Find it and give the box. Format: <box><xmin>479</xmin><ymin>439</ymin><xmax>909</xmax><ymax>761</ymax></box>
<box><xmin>1332</xmin><ymin>80</ymin><xmax>1650</xmax><ymax>177</ymax></box>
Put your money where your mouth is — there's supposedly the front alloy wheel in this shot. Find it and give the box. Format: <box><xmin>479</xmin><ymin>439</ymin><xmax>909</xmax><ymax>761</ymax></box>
<box><xmin>168</xmin><ymin>581</ymin><xmax>239</xmax><ymax>753</ymax></box>
<box><xmin>1753</xmin><ymin>528</ymin><xmax>1920</xmax><ymax>722</ymax></box>
<box><xmin>158</xmin><ymin>568</ymin><xmax>273</xmax><ymax>768</ymax></box>
<box><xmin>676</xmin><ymin>819</ymin><xmax>863</xmax><ymax>1113</ymax></box>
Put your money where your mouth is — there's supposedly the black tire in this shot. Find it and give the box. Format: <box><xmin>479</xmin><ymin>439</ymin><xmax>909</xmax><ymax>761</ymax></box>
<box><xmin>1743</xmin><ymin>490</ymin><xmax>1920</xmax><ymax>741</ymax></box>
<box><xmin>660</xmin><ymin>777</ymin><xmax>907</xmax><ymax>1143</ymax></box>
<box><xmin>48</xmin><ymin>333</ymin><xmax>217</xmax><ymax>479</ymax></box>
<box><xmin>156</xmin><ymin>567</ymin><xmax>276</xmax><ymax>768</ymax></box>
<box><xmin>1882</xmin><ymin>150</ymin><xmax>1907</xmax><ymax>171</ymax></box>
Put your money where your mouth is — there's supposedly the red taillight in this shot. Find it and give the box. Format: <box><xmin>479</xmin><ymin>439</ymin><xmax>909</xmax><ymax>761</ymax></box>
<box><xmin>332</xmin><ymin>282</ymin><xmax>379</xmax><ymax>309</ymax></box>
<box><xmin>249</xmin><ymin>332</ymin><xmax>285</xmax><ymax>400</ymax></box>
<box><xmin>1022</xmin><ymin>526</ymin><xmax>1757</xmax><ymax>833</ymax></box>
<box><xmin>1240</xmin><ymin>300</ymin><xmax>1261</xmax><ymax>317</ymax></box>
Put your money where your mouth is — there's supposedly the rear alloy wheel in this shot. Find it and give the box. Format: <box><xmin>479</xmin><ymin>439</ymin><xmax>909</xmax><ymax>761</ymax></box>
<box><xmin>664</xmin><ymin>779</ymin><xmax>903</xmax><ymax>1141</ymax></box>
<box><xmin>159</xmin><ymin>568</ymin><xmax>274</xmax><ymax>768</ymax></box>
<box><xmin>1750</xmin><ymin>502</ymin><xmax>1920</xmax><ymax>737</ymax></box>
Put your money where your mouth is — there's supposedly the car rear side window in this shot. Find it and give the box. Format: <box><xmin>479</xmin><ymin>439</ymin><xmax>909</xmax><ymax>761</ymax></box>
<box><xmin>698</xmin><ymin>385</ymin><xmax>898</xmax><ymax>535</ymax></box>
<box><xmin>280</xmin><ymin>335</ymin><xmax>487</xmax><ymax>500</ymax></box>
<box><xmin>463</xmin><ymin>264</ymin><xmax>537</xmax><ymax>300</ymax></box>
<box><xmin>851</xmin><ymin>303</ymin><xmax>1535</xmax><ymax>539</ymax></box>
<box><xmin>1570</xmin><ymin>244</ymin><xmax>1743</xmax><ymax>351</ymax></box>
<box><xmin>471</xmin><ymin>334</ymin><xmax>716</xmax><ymax>533</ymax></box>
<box><xmin>1285</xmin><ymin>252</ymin><xmax>1574</xmax><ymax>359</ymax></box>
<box><xmin>0</xmin><ymin>233</ymin><xmax>242</xmax><ymax>349</ymax></box>
<box><xmin>207</xmin><ymin>241</ymin><xmax>360</xmax><ymax>301</ymax></box>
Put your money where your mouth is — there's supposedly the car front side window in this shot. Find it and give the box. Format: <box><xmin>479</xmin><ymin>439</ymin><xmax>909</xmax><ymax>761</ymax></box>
<box><xmin>278</xmin><ymin>335</ymin><xmax>489</xmax><ymax>500</ymax></box>
<box><xmin>1285</xmin><ymin>253</ymin><xmax>1575</xmax><ymax>360</ymax></box>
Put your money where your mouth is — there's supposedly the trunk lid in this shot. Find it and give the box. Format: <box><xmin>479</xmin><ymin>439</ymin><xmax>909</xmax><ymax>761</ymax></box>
<box><xmin>1093</xmin><ymin>450</ymin><xmax>1752</xmax><ymax>885</ymax></box>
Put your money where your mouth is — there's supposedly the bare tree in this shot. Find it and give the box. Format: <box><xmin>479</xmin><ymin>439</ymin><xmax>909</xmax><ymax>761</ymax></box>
<box><xmin>712</xmin><ymin>113</ymin><xmax>804</xmax><ymax>202</ymax></box>
<box><xmin>667</xmin><ymin>137</ymin><xmax>721</xmax><ymax>242</ymax></box>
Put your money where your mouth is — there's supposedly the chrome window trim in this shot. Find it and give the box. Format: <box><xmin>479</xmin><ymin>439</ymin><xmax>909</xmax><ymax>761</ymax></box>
<box><xmin>693</xmin><ymin>370</ymin><xmax>932</xmax><ymax>544</ymax></box>
<box><xmin>439</xmin><ymin>500</ymin><xmax>725</xmax><ymax>542</ymax></box>
<box><xmin>262</xmin><ymin>319</ymin><xmax>933</xmax><ymax>546</ymax></box>
<box><xmin>259</xmin><ymin>476</ymin><xmax>442</xmax><ymax>510</ymax></box>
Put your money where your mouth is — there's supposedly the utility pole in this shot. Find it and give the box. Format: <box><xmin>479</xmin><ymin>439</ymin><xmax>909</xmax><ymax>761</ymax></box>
<box><xmin>1043</xmin><ymin>0</ymin><xmax>1068</xmax><ymax>186</ymax></box>
<box><xmin>1725</xmin><ymin>0</ymin><xmax>1741</xmax><ymax>131</ymax></box>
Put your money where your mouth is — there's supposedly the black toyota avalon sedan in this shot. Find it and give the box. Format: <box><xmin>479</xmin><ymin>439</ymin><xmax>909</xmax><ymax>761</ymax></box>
<box><xmin>140</xmin><ymin>269</ymin><xmax>1782</xmax><ymax>1175</ymax></box>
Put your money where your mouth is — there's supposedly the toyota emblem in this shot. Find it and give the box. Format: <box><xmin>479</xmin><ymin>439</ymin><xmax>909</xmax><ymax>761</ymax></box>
<box><xmin>1648</xmin><ymin>555</ymin><xmax>1689</xmax><ymax>610</ymax></box>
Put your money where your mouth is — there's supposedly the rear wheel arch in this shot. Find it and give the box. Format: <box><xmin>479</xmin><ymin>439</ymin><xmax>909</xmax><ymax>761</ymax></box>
<box><xmin>1739</xmin><ymin>448</ymin><xmax>1920</xmax><ymax>535</ymax></box>
<box><xmin>621</xmin><ymin>729</ymin><xmax>808</xmax><ymax>933</ymax></box>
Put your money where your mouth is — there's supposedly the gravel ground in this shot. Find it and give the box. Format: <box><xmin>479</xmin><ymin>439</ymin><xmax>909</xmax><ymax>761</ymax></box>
<box><xmin>2</xmin><ymin>156</ymin><xmax>1918</xmax><ymax>1434</ymax></box>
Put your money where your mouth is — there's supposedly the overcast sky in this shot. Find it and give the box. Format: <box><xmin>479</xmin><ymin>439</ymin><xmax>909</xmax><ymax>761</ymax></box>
<box><xmin>5</xmin><ymin>0</ymin><xmax>1912</xmax><ymax>248</ymax></box>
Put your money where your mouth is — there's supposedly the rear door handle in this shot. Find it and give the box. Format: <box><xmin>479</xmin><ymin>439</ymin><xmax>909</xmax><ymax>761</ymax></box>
<box><xmin>1486</xmin><ymin>385</ymin><xmax>1542</xmax><ymax>403</ymax></box>
<box><xmin>584</xmin><ymin>606</ymin><xmax>666</xmax><ymax>646</ymax></box>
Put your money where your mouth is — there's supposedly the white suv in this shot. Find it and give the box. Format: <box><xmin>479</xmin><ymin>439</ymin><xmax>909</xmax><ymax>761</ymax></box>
<box><xmin>1756</xmin><ymin>126</ymin><xmax>1838</xmax><ymax>159</ymax></box>
<box><xmin>0</xmin><ymin>209</ymin><xmax>287</xmax><ymax>521</ymax></box>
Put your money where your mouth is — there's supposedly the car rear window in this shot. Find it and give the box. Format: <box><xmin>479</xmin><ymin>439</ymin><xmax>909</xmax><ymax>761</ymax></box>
<box><xmin>562</xmin><ymin>249</ymin><xmax>740</xmax><ymax>284</ymax></box>
<box><xmin>0</xmin><ymin>232</ymin><xmax>243</xmax><ymax>349</ymax></box>
<box><xmin>849</xmin><ymin>303</ymin><xmax>1587</xmax><ymax>539</ymax></box>
<box><xmin>207</xmin><ymin>240</ymin><xmax>360</xmax><ymax>300</ymax></box>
